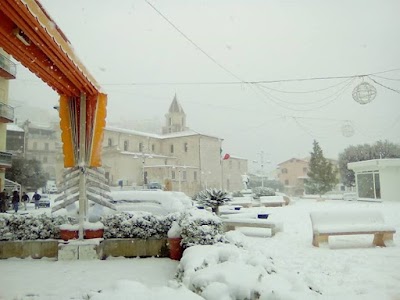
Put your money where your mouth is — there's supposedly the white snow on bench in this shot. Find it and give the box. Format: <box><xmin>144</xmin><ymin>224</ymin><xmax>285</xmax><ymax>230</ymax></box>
<box><xmin>310</xmin><ymin>209</ymin><xmax>396</xmax><ymax>247</ymax></box>
<box><xmin>259</xmin><ymin>196</ymin><xmax>286</xmax><ymax>207</ymax></box>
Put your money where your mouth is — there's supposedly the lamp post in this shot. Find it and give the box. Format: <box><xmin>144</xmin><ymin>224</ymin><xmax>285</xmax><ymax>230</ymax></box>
<box><xmin>134</xmin><ymin>151</ymin><xmax>152</xmax><ymax>190</ymax></box>
<box><xmin>254</xmin><ymin>151</ymin><xmax>271</xmax><ymax>188</ymax></box>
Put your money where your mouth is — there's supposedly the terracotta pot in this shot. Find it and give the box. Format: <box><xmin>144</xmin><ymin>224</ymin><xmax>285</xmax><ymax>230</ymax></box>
<box><xmin>84</xmin><ymin>229</ymin><xmax>104</xmax><ymax>239</ymax></box>
<box><xmin>168</xmin><ymin>237</ymin><xmax>183</xmax><ymax>260</ymax></box>
<box><xmin>60</xmin><ymin>229</ymin><xmax>78</xmax><ymax>241</ymax></box>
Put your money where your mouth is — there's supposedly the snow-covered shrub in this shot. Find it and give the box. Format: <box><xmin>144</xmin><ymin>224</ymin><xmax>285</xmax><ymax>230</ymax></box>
<box><xmin>176</xmin><ymin>243</ymin><xmax>319</xmax><ymax>300</ymax></box>
<box><xmin>101</xmin><ymin>212</ymin><xmax>180</xmax><ymax>239</ymax></box>
<box><xmin>0</xmin><ymin>214</ymin><xmax>71</xmax><ymax>241</ymax></box>
<box><xmin>196</xmin><ymin>189</ymin><xmax>232</xmax><ymax>216</ymax></box>
<box><xmin>179</xmin><ymin>209</ymin><xmax>225</xmax><ymax>248</ymax></box>
<box><xmin>253</xmin><ymin>187</ymin><xmax>276</xmax><ymax>199</ymax></box>
<box><xmin>231</xmin><ymin>191</ymin><xmax>243</xmax><ymax>197</ymax></box>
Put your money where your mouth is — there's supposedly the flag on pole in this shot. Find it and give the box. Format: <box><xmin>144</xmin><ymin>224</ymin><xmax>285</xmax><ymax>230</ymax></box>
<box><xmin>223</xmin><ymin>153</ymin><xmax>230</xmax><ymax>160</ymax></box>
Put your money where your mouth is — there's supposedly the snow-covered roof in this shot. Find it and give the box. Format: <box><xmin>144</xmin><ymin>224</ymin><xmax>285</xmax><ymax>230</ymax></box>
<box><xmin>105</xmin><ymin>126</ymin><xmax>160</xmax><ymax>139</ymax></box>
<box><xmin>6</xmin><ymin>124</ymin><xmax>24</xmax><ymax>132</ymax></box>
<box><xmin>348</xmin><ymin>158</ymin><xmax>400</xmax><ymax>171</ymax></box>
<box><xmin>106</xmin><ymin>126</ymin><xmax>222</xmax><ymax>140</ymax></box>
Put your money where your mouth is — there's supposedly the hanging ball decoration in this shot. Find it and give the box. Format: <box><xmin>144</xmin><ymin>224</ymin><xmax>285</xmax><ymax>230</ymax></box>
<box><xmin>341</xmin><ymin>121</ymin><xmax>355</xmax><ymax>137</ymax></box>
<box><xmin>352</xmin><ymin>82</ymin><xmax>377</xmax><ymax>104</ymax></box>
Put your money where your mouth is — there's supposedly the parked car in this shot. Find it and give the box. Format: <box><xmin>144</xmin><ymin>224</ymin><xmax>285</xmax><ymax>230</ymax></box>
<box><xmin>48</xmin><ymin>186</ymin><xmax>58</xmax><ymax>194</ymax></box>
<box><xmin>147</xmin><ymin>182</ymin><xmax>163</xmax><ymax>190</ymax></box>
<box><xmin>38</xmin><ymin>194</ymin><xmax>51</xmax><ymax>208</ymax></box>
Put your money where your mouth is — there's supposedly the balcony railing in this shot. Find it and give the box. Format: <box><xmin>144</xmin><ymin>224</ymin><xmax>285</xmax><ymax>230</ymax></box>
<box><xmin>0</xmin><ymin>151</ymin><xmax>12</xmax><ymax>168</ymax></box>
<box><xmin>0</xmin><ymin>53</ymin><xmax>17</xmax><ymax>79</ymax></box>
<box><xmin>0</xmin><ymin>102</ymin><xmax>14</xmax><ymax>123</ymax></box>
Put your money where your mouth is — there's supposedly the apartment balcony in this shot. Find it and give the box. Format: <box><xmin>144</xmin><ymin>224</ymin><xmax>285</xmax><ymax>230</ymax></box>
<box><xmin>0</xmin><ymin>101</ymin><xmax>14</xmax><ymax>123</ymax></box>
<box><xmin>0</xmin><ymin>53</ymin><xmax>16</xmax><ymax>79</ymax></box>
<box><xmin>0</xmin><ymin>151</ymin><xmax>13</xmax><ymax>168</ymax></box>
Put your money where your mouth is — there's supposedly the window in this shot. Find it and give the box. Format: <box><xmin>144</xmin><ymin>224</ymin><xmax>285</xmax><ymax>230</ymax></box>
<box><xmin>44</xmin><ymin>143</ymin><xmax>49</xmax><ymax>150</ymax></box>
<box><xmin>182</xmin><ymin>170</ymin><xmax>187</xmax><ymax>181</ymax></box>
<box><xmin>169</xmin><ymin>117</ymin><xmax>172</xmax><ymax>125</ymax></box>
<box><xmin>194</xmin><ymin>171</ymin><xmax>197</xmax><ymax>181</ymax></box>
<box><xmin>282</xmin><ymin>168</ymin><xmax>288</xmax><ymax>174</ymax></box>
<box><xmin>184</xmin><ymin>142</ymin><xmax>188</xmax><ymax>152</ymax></box>
<box><xmin>170</xmin><ymin>144</ymin><xmax>174</xmax><ymax>153</ymax></box>
<box><xmin>229</xmin><ymin>160</ymin><xmax>232</xmax><ymax>169</ymax></box>
<box><xmin>303</xmin><ymin>167</ymin><xmax>307</xmax><ymax>173</ymax></box>
<box><xmin>172</xmin><ymin>170</ymin><xmax>176</xmax><ymax>180</ymax></box>
<box><xmin>151</xmin><ymin>144</ymin><xmax>155</xmax><ymax>152</ymax></box>
<box><xmin>124</xmin><ymin>140</ymin><xmax>128</xmax><ymax>151</ymax></box>
<box><xmin>107</xmin><ymin>138</ymin><xmax>112</xmax><ymax>146</ymax></box>
<box><xmin>139</xmin><ymin>142</ymin><xmax>143</xmax><ymax>152</ymax></box>
<box><xmin>43</xmin><ymin>156</ymin><xmax>47</xmax><ymax>163</ymax></box>
<box><xmin>285</xmin><ymin>179</ymin><xmax>289</xmax><ymax>185</ymax></box>
<box><xmin>357</xmin><ymin>172</ymin><xmax>381</xmax><ymax>199</ymax></box>
<box><xmin>33</xmin><ymin>141</ymin><xmax>37</xmax><ymax>150</ymax></box>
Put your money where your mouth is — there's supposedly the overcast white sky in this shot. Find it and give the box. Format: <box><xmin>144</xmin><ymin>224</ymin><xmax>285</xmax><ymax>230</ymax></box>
<box><xmin>8</xmin><ymin>0</ymin><xmax>400</xmax><ymax>173</ymax></box>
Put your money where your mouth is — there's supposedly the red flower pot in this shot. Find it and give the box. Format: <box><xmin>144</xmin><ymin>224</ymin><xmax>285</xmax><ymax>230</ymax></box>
<box><xmin>84</xmin><ymin>229</ymin><xmax>104</xmax><ymax>239</ymax></box>
<box><xmin>60</xmin><ymin>229</ymin><xmax>79</xmax><ymax>241</ymax></box>
<box><xmin>168</xmin><ymin>237</ymin><xmax>183</xmax><ymax>261</ymax></box>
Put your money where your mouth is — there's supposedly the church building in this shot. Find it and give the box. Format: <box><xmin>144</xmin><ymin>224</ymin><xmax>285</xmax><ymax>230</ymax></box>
<box><xmin>101</xmin><ymin>95</ymin><xmax>247</xmax><ymax>196</ymax></box>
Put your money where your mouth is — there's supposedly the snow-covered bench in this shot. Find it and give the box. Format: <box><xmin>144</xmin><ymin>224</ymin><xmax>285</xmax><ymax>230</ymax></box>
<box><xmin>260</xmin><ymin>196</ymin><xmax>286</xmax><ymax>207</ymax></box>
<box><xmin>230</xmin><ymin>196</ymin><xmax>253</xmax><ymax>208</ymax></box>
<box><xmin>222</xmin><ymin>218</ymin><xmax>282</xmax><ymax>236</ymax></box>
<box><xmin>310</xmin><ymin>210</ymin><xmax>396</xmax><ymax>247</ymax></box>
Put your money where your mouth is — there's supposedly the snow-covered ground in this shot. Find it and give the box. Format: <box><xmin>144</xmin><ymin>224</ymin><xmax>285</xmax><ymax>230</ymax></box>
<box><xmin>1</xmin><ymin>197</ymin><xmax>399</xmax><ymax>299</ymax></box>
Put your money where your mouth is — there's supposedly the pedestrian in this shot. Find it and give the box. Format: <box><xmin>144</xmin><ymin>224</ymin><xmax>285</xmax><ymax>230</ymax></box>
<box><xmin>0</xmin><ymin>189</ymin><xmax>7</xmax><ymax>213</ymax></box>
<box><xmin>33</xmin><ymin>191</ymin><xmax>41</xmax><ymax>209</ymax></box>
<box><xmin>21</xmin><ymin>192</ymin><xmax>30</xmax><ymax>211</ymax></box>
<box><xmin>12</xmin><ymin>190</ymin><xmax>20</xmax><ymax>213</ymax></box>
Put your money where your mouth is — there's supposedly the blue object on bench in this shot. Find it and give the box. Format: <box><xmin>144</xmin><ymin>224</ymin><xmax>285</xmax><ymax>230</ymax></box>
<box><xmin>257</xmin><ymin>214</ymin><xmax>269</xmax><ymax>219</ymax></box>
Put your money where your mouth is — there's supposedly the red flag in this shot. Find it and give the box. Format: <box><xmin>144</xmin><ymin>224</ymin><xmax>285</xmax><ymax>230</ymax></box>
<box><xmin>223</xmin><ymin>153</ymin><xmax>230</xmax><ymax>160</ymax></box>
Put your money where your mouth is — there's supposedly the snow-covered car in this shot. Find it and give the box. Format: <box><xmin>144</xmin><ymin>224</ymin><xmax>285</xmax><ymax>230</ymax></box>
<box><xmin>38</xmin><ymin>194</ymin><xmax>50</xmax><ymax>208</ymax></box>
<box><xmin>48</xmin><ymin>186</ymin><xmax>58</xmax><ymax>194</ymax></box>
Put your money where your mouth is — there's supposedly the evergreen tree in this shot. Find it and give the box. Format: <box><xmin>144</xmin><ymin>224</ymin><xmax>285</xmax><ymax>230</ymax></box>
<box><xmin>305</xmin><ymin>140</ymin><xmax>338</xmax><ymax>195</ymax></box>
<box><xmin>5</xmin><ymin>158</ymin><xmax>48</xmax><ymax>191</ymax></box>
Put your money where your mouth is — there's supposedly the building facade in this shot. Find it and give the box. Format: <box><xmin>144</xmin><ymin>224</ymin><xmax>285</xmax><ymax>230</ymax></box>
<box><xmin>277</xmin><ymin>158</ymin><xmax>310</xmax><ymax>196</ymax></box>
<box><xmin>0</xmin><ymin>48</ymin><xmax>16</xmax><ymax>190</ymax></box>
<box><xmin>277</xmin><ymin>157</ymin><xmax>341</xmax><ymax>196</ymax></box>
<box><xmin>7</xmin><ymin>96</ymin><xmax>247</xmax><ymax>197</ymax></box>
<box><xmin>101</xmin><ymin>96</ymin><xmax>247</xmax><ymax>196</ymax></box>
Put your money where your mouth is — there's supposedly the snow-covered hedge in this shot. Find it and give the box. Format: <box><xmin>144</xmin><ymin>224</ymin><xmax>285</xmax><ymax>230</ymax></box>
<box><xmin>0</xmin><ymin>214</ymin><xmax>71</xmax><ymax>241</ymax></box>
<box><xmin>179</xmin><ymin>209</ymin><xmax>225</xmax><ymax>248</ymax></box>
<box><xmin>253</xmin><ymin>187</ymin><xmax>276</xmax><ymax>198</ymax></box>
<box><xmin>101</xmin><ymin>209</ymin><xmax>224</xmax><ymax>248</ymax></box>
<box><xmin>101</xmin><ymin>212</ymin><xmax>179</xmax><ymax>239</ymax></box>
<box><xmin>0</xmin><ymin>208</ymin><xmax>224</xmax><ymax>248</ymax></box>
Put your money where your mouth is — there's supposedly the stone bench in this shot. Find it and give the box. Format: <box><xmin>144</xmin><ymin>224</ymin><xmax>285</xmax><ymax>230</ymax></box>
<box><xmin>259</xmin><ymin>196</ymin><xmax>287</xmax><ymax>207</ymax></box>
<box><xmin>310</xmin><ymin>210</ymin><xmax>396</xmax><ymax>247</ymax></box>
<box><xmin>222</xmin><ymin>219</ymin><xmax>282</xmax><ymax>236</ymax></box>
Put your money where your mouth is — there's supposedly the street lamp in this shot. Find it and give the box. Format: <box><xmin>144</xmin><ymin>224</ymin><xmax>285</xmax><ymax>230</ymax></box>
<box><xmin>134</xmin><ymin>152</ymin><xmax>153</xmax><ymax>189</ymax></box>
<box><xmin>253</xmin><ymin>151</ymin><xmax>271</xmax><ymax>188</ymax></box>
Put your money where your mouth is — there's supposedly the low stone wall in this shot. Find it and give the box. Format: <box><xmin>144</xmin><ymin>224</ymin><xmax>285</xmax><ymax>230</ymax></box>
<box><xmin>0</xmin><ymin>240</ymin><xmax>58</xmax><ymax>259</ymax></box>
<box><xmin>0</xmin><ymin>238</ymin><xmax>169</xmax><ymax>260</ymax></box>
<box><xmin>99</xmin><ymin>238</ymin><xmax>169</xmax><ymax>259</ymax></box>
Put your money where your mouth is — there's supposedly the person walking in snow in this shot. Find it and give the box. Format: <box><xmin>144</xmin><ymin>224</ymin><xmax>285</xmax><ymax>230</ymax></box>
<box><xmin>0</xmin><ymin>189</ymin><xmax>7</xmax><ymax>212</ymax></box>
<box><xmin>32</xmin><ymin>191</ymin><xmax>41</xmax><ymax>209</ymax></box>
<box><xmin>21</xmin><ymin>192</ymin><xmax>30</xmax><ymax>211</ymax></box>
<box><xmin>12</xmin><ymin>190</ymin><xmax>20</xmax><ymax>213</ymax></box>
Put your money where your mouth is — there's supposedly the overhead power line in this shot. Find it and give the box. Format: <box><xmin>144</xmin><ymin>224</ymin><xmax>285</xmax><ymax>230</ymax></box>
<box><xmin>101</xmin><ymin>68</ymin><xmax>400</xmax><ymax>86</ymax></box>
<box><xmin>144</xmin><ymin>0</ymin><xmax>245</xmax><ymax>83</ymax></box>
